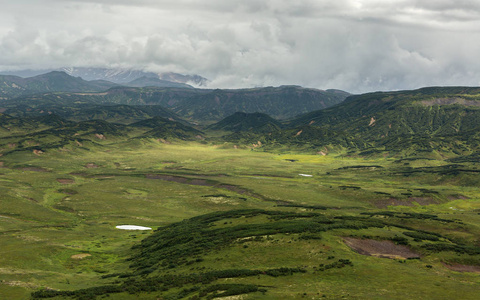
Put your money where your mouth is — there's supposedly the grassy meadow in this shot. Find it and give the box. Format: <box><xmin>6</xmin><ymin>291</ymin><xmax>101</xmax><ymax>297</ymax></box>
<box><xmin>1</xmin><ymin>141</ymin><xmax>480</xmax><ymax>299</ymax></box>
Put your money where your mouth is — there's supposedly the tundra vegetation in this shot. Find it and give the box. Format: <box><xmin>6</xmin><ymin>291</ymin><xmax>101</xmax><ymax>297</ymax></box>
<box><xmin>0</xmin><ymin>81</ymin><xmax>480</xmax><ymax>299</ymax></box>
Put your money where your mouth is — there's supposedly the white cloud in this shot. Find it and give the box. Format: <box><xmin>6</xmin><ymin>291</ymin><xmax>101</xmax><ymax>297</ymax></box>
<box><xmin>1</xmin><ymin>0</ymin><xmax>480</xmax><ymax>92</ymax></box>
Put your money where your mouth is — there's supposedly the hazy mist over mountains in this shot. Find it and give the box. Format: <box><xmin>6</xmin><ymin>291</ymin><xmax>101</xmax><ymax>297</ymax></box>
<box><xmin>0</xmin><ymin>67</ymin><xmax>208</xmax><ymax>87</ymax></box>
<box><xmin>2</xmin><ymin>1</ymin><xmax>480</xmax><ymax>93</ymax></box>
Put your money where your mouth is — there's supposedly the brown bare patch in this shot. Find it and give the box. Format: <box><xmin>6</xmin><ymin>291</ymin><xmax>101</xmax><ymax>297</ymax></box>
<box><xmin>71</xmin><ymin>253</ymin><xmax>91</xmax><ymax>260</ymax></box>
<box><xmin>56</xmin><ymin>178</ymin><xmax>75</xmax><ymax>184</ymax></box>
<box><xmin>95</xmin><ymin>133</ymin><xmax>106</xmax><ymax>140</ymax></box>
<box><xmin>85</xmin><ymin>163</ymin><xmax>98</xmax><ymax>168</ymax></box>
<box><xmin>252</xmin><ymin>141</ymin><xmax>262</xmax><ymax>148</ymax></box>
<box><xmin>33</xmin><ymin>149</ymin><xmax>44</xmax><ymax>156</ymax></box>
<box><xmin>374</xmin><ymin>197</ymin><xmax>440</xmax><ymax>208</ymax></box>
<box><xmin>344</xmin><ymin>237</ymin><xmax>420</xmax><ymax>259</ymax></box>
<box><xmin>70</xmin><ymin>172</ymin><xmax>87</xmax><ymax>176</ymax></box>
<box><xmin>442</xmin><ymin>263</ymin><xmax>480</xmax><ymax>273</ymax></box>
<box><xmin>368</xmin><ymin>117</ymin><xmax>376</xmax><ymax>126</ymax></box>
<box><xmin>447</xmin><ymin>194</ymin><xmax>469</xmax><ymax>200</ymax></box>
<box><xmin>409</xmin><ymin>197</ymin><xmax>440</xmax><ymax>206</ymax></box>
<box><xmin>295</xmin><ymin>130</ymin><xmax>303</xmax><ymax>136</ymax></box>
<box><xmin>146</xmin><ymin>174</ymin><xmax>190</xmax><ymax>184</ymax></box>
<box><xmin>189</xmin><ymin>179</ymin><xmax>210</xmax><ymax>185</ymax></box>
<box><xmin>317</xmin><ymin>147</ymin><xmax>328</xmax><ymax>156</ymax></box>
<box><xmin>0</xmin><ymin>161</ymin><xmax>4</xmax><ymax>167</ymax></box>
<box><xmin>374</xmin><ymin>198</ymin><xmax>415</xmax><ymax>208</ymax></box>
<box><xmin>158</xmin><ymin>138</ymin><xmax>171</xmax><ymax>144</ymax></box>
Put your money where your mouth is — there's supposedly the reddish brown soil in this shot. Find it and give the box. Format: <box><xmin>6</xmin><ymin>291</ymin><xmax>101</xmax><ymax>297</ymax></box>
<box><xmin>344</xmin><ymin>237</ymin><xmax>421</xmax><ymax>259</ymax></box>
<box><xmin>85</xmin><ymin>163</ymin><xmax>98</xmax><ymax>168</ymax></box>
<box><xmin>442</xmin><ymin>263</ymin><xmax>480</xmax><ymax>273</ymax></box>
<box><xmin>71</xmin><ymin>253</ymin><xmax>91</xmax><ymax>260</ymax></box>
<box><xmin>447</xmin><ymin>195</ymin><xmax>469</xmax><ymax>200</ymax></box>
<box><xmin>409</xmin><ymin>197</ymin><xmax>440</xmax><ymax>205</ymax></box>
<box><xmin>374</xmin><ymin>197</ymin><xmax>439</xmax><ymax>208</ymax></box>
<box><xmin>146</xmin><ymin>174</ymin><xmax>191</xmax><ymax>184</ymax></box>
<box><xmin>56</xmin><ymin>178</ymin><xmax>75</xmax><ymax>184</ymax></box>
<box><xmin>70</xmin><ymin>172</ymin><xmax>87</xmax><ymax>176</ymax></box>
<box><xmin>374</xmin><ymin>198</ymin><xmax>415</xmax><ymax>208</ymax></box>
<box><xmin>33</xmin><ymin>150</ymin><xmax>44</xmax><ymax>156</ymax></box>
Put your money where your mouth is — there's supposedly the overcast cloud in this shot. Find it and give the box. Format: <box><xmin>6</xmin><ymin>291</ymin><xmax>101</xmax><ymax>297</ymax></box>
<box><xmin>1</xmin><ymin>0</ymin><xmax>480</xmax><ymax>93</ymax></box>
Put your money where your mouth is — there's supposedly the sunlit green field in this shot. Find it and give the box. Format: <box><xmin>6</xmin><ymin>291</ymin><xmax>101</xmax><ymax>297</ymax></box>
<box><xmin>1</xmin><ymin>141</ymin><xmax>479</xmax><ymax>299</ymax></box>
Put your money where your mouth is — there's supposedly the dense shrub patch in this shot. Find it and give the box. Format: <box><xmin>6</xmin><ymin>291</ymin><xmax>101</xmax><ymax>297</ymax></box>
<box><xmin>131</xmin><ymin>210</ymin><xmax>385</xmax><ymax>271</ymax></box>
<box><xmin>32</xmin><ymin>267</ymin><xmax>304</xmax><ymax>299</ymax></box>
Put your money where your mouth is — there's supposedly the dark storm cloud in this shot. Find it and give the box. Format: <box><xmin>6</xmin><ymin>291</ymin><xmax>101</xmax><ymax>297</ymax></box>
<box><xmin>0</xmin><ymin>0</ymin><xmax>479</xmax><ymax>93</ymax></box>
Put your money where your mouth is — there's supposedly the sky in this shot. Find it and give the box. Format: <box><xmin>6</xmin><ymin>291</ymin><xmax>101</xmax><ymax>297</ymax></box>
<box><xmin>1</xmin><ymin>0</ymin><xmax>480</xmax><ymax>93</ymax></box>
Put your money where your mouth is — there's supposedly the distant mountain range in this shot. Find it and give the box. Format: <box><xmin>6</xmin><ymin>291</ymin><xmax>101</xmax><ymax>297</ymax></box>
<box><xmin>0</xmin><ymin>72</ymin><xmax>349</xmax><ymax>123</ymax></box>
<box><xmin>0</xmin><ymin>67</ymin><xmax>208</xmax><ymax>86</ymax></box>
<box><xmin>0</xmin><ymin>71</ymin><xmax>118</xmax><ymax>99</ymax></box>
<box><xmin>126</xmin><ymin>76</ymin><xmax>193</xmax><ymax>89</ymax></box>
<box><xmin>5</xmin><ymin>69</ymin><xmax>480</xmax><ymax>157</ymax></box>
<box><xmin>2</xmin><ymin>81</ymin><xmax>480</xmax><ymax>157</ymax></box>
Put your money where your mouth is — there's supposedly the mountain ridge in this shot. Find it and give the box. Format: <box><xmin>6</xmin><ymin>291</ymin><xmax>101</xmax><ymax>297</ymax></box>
<box><xmin>0</xmin><ymin>67</ymin><xmax>209</xmax><ymax>87</ymax></box>
<box><xmin>2</xmin><ymin>85</ymin><xmax>349</xmax><ymax>124</ymax></box>
<box><xmin>0</xmin><ymin>71</ymin><xmax>119</xmax><ymax>99</ymax></box>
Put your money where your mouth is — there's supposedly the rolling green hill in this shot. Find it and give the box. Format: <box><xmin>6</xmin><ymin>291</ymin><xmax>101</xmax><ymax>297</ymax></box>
<box><xmin>207</xmin><ymin>112</ymin><xmax>282</xmax><ymax>133</ymax></box>
<box><xmin>1</xmin><ymin>94</ymin><xmax>184</xmax><ymax>125</ymax></box>
<box><xmin>131</xmin><ymin>116</ymin><xmax>204</xmax><ymax>140</ymax></box>
<box><xmin>222</xmin><ymin>87</ymin><xmax>480</xmax><ymax>155</ymax></box>
<box><xmin>171</xmin><ymin>86</ymin><xmax>349</xmax><ymax>123</ymax></box>
<box><xmin>2</xmin><ymin>85</ymin><xmax>349</xmax><ymax>124</ymax></box>
<box><xmin>0</xmin><ymin>115</ymin><xmax>203</xmax><ymax>156</ymax></box>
